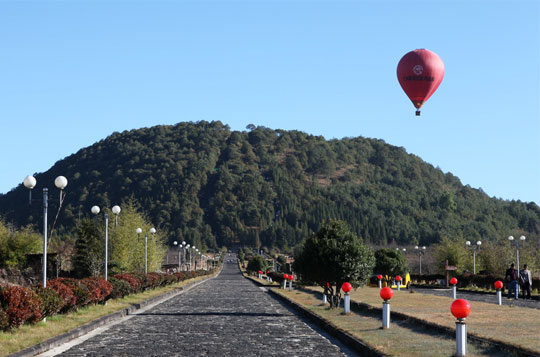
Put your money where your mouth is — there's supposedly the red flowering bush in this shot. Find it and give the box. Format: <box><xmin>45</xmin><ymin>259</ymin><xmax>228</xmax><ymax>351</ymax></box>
<box><xmin>114</xmin><ymin>274</ymin><xmax>140</xmax><ymax>293</ymax></box>
<box><xmin>47</xmin><ymin>279</ymin><xmax>76</xmax><ymax>312</ymax></box>
<box><xmin>32</xmin><ymin>286</ymin><xmax>64</xmax><ymax>317</ymax></box>
<box><xmin>0</xmin><ymin>286</ymin><xmax>42</xmax><ymax>328</ymax></box>
<box><xmin>130</xmin><ymin>273</ymin><xmax>150</xmax><ymax>290</ymax></box>
<box><xmin>146</xmin><ymin>273</ymin><xmax>160</xmax><ymax>289</ymax></box>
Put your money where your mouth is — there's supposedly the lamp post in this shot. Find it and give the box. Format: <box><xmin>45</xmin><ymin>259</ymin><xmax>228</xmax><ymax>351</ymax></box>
<box><xmin>465</xmin><ymin>241</ymin><xmax>481</xmax><ymax>274</ymax></box>
<box><xmin>508</xmin><ymin>235</ymin><xmax>526</xmax><ymax>273</ymax></box>
<box><xmin>185</xmin><ymin>244</ymin><xmax>191</xmax><ymax>270</ymax></box>
<box><xmin>136</xmin><ymin>227</ymin><xmax>156</xmax><ymax>274</ymax></box>
<box><xmin>414</xmin><ymin>245</ymin><xmax>426</xmax><ymax>274</ymax></box>
<box><xmin>111</xmin><ymin>205</ymin><xmax>121</xmax><ymax>227</ymax></box>
<box><xmin>23</xmin><ymin>175</ymin><xmax>68</xmax><ymax>288</ymax></box>
<box><xmin>91</xmin><ymin>205</ymin><xmax>119</xmax><ymax>281</ymax></box>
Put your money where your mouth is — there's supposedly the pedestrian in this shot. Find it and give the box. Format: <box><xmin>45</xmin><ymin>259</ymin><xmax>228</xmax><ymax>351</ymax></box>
<box><xmin>519</xmin><ymin>264</ymin><xmax>532</xmax><ymax>300</ymax></box>
<box><xmin>505</xmin><ymin>263</ymin><xmax>519</xmax><ymax>299</ymax></box>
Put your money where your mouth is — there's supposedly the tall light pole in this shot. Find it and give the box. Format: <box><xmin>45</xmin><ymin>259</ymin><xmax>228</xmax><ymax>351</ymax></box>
<box><xmin>23</xmin><ymin>175</ymin><xmax>67</xmax><ymax>288</ymax></box>
<box><xmin>185</xmin><ymin>244</ymin><xmax>191</xmax><ymax>270</ymax></box>
<box><xmin>465</xmin><ymin>241</ymin><xmax>481</xmax><ymax>274</ymax></box>
<box><xmin>414</xmin><ymin>246</ymin><xmax>426</xmax><ymax>274</ymax></box>
<box><xmin>508</xmin><ymin>235</ymin><xmax>526</xmax><ymax>274</ymax></box>
<box><xmin>91</xmin><ymin>205</ymin><xmax>119</xmax><ymax>281</ymax></box>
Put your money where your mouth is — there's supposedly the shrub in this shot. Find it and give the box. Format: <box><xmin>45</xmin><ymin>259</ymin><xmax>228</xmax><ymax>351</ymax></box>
<box><xmin>0</xmin><ymin>307</ymin><xmax>8</xmax><ymax>331</ymax></box>
<box><xmin>145</xmin><ymin>273</ymin><xmax>160</xmax><ymax>289</ymax></box>
<box><xmin>57</xmin><ymin>278</ymin><xmax>91</xmax><ymax>308</ymax></box>
<box><xmin>108</xmin><ymin>277</ymin><xmax>131</xmax><ymax>299</ymax></box>
<box><xmin>47</xmin><ymin>279</ymin><xmax>76</xmax><ymax>312</ymax></box>
<box><xmin>130</xmin><ymin>273</ymin><xmax>150</xmax><ymax>290</ymax></box>
<box><xmin>114</xmin><ymin>274</ymin><xmax>141</xmax><ymax>293</ymax></box>
<box><xmin>32</xmin><ymin>286</ymin><xmax>64</xmax><ymax>317</ymax></box>
<box><xmin>0</xmin><ymin>286</ymin><xmax>42</xmax><ymax>328</ymax></box>
<box><xmin>87</xmin><ymin>278</ymin><xmax>113</xmax><ymax>302</ymax></box>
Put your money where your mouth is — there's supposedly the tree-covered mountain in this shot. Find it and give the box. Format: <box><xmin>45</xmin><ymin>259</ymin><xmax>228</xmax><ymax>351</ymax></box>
<box><xmin>1</xmin><ymin>121</ymin><xmax>538</xmax><ymax>251</ymax></box>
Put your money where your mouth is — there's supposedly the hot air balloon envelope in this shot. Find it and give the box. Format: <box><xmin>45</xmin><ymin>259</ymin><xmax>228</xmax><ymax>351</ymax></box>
<box><xmin>397</xmin><ymin>49</ymin><xmax>445</xmax><ymax>115</ymax></box>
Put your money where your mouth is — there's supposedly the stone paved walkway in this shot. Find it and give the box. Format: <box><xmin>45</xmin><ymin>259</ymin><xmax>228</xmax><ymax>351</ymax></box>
<box><xmin>53</xmin><ymin>261</ymin><xmax>352</xmax><ymax>356</ymax></box>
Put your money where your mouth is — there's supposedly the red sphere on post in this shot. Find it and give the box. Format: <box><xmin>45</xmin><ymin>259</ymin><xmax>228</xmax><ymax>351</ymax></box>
<box><xmin>258</xmin><ymin>270</ymin><xmax>263</xmax><ymax>275</ymax></box>
<box><xmin>283</xmin><ymin>274</ymin><xmax>288</xmax><ymax>280</ymax></box>
<box><xmin>450</xmin><ymin>277</ymin><xmax>458</xmax><ymax>285</ymax></box>
<box><xmin>342</xmin><ymin>282</ymin><xmax>352</xmax><ymax>293</ymax></box>
<box><xmin>288</xmin><ymin>274</ymin><xmax>294</xmax><ymax>281</ymax></box>
<box><xmin>377</xmin><ymin>274</ymin><xmax>383</xmax><ymax>280</ymax></box>
<box><xmin>326</xmin><ymin>282</ymin><xmax>331</xmax><ymax>288</ymax></box>
<box><xmin>395</xmin><ymin>275</ymin><xmax>402</xmax><ymax>282</ymax></box>
<box><xmin>380</xmin><ymin>287</ymin><xmax>394</xmax><ymax>301</ymax></box>
<box><xmin>450</xmin><ymin>299</ymin><xmax>471</xmax><ymax>319</ymax></box>
<box><xmin>266</xmin><ymin>271</ymin><xmax>270</xmax><ymax>275</ymax></box>
<box><xmin>494</xmin><ymin>280</ymin><xmax>503</xmax><ymax>290</ymax></box>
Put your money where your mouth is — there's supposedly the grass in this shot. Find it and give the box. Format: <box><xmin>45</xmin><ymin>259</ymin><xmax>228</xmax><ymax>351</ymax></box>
<box><xmin>302</xmin><ymin>286</ymin><xmax>540</xmax><ymax>354</ymax></box>
<box><xmin>274</xmin><ymin>288</ymin><xmax>528</xmax><ymax>357</ymax></box>
<box><xmin>0</xmin><ymin>274</ymin><xmax>213</xmax><ymax>356</ymax></box>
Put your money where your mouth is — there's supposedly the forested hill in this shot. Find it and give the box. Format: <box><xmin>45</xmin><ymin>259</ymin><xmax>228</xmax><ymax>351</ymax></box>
<box><xmin>1</xmin><ymin>121</ymin><xmax>539</xmax><ymax>251</ymax></box>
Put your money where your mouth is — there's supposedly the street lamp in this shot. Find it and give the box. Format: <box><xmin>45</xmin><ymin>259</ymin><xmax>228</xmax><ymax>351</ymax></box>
<box><xmin>136</xmin><ymin>227</ymin><xmax>156</xmax><ymax>274</ymax></box>
<box><xmin>414</xmin><ymin>245</ymin><xmax>426</xmax><ymax>274</ymax></box>
<box><xmin>23</xmin><ymin>175</ymin><xmax>68</xmax><ymax>288</ymax></box>
<box><xmin>111</xmin><ymin>205</ymin><xmax>121</xmax><ymax>227</ymax></box>
<box><xmin>465</xmin><ymin>240</ymin><xmax>481</xmax><ymax>274</ymax></box>
<box><xmin>91</xmin><ymin>205</ymin><xmax>119</xmax><ymax>281</ymax></box>
<box><xmin>508</xmin><ymin>235</ymin><xmax>526</xmax><ymax>273</ymax></box>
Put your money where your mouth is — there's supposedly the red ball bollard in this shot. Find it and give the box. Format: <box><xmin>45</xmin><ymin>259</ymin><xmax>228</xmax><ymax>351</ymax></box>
<box><xmin>282</xmin><ymin>274</ymin><xmax>288</xmax><ymax>289</ymax></box>
<box><xmin>395</xmin><ymin>275</ymin><xmax>402</xmax><ymax>291</ymax></box>
<box><xmin>450</xmin><ymin>277</ymin><xmax>458</xmax><ymax>299</ymax></box>
<box><xmin>288</xmin><ymin>274</ymin><xmax>294</xmax><ymax>290</ymax></box>
<box><xmin>258</xmin><ymin>270</ymin><xmax>263</xmax><ymax>279</ymax></box>
<box><xmin>377</xmin><ymin>274</ymin><xmax>383</xmax><ymax>289</ymax></box>
<box><xmin>451</xmin><ymin>299</ymin><xmax>471</xmax><ymax>357</ymax></box>
<box><xmin>380</xmin><ymin>287</ymin><xmax>393</xmax><ymax>329</ymax></box>
<box><xmin>494</xmin><ymin>280</ymin><xmax>503</xmax><ymax>305</ymax></box>
<box><xmin>342</xmin><ymin>282</ymin><xmax>352</xmax><ymax>314</ymax></box>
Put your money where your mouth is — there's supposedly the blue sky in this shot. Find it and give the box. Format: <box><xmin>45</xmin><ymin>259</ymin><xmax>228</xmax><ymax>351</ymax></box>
<box><xmin>1</xmin><ymin>1</ymin><xmax>539</xmax><ymax>204</ymax></box>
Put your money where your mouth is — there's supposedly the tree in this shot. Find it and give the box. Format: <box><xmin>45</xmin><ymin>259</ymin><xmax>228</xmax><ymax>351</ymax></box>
<box><xmin>246</xmin><ymin>256</ymin><xmax>268</xmax><ymax>273</ymax></box>
<box><xmin>293</xmin><ymin>220</ymin><xmax>375</xmax><ymax>308</ymax></box>
<box><xmin>373</xmin><ymin>249</ymin><xmax>409</xmax><ymax>280</ymax></box>
<box><xmin>0</xmin><ymin>221</ymin><xmax>41</xmax><ymax>269</ymax></box>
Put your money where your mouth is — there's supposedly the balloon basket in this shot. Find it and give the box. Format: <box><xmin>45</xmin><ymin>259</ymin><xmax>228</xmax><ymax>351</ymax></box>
<box><xmin>416</xmin><ymin>110</ymin><xmax>421</xmax><ymax>116</ymax></box>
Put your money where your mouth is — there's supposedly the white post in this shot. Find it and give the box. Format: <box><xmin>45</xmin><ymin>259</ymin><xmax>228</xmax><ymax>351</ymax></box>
<box><xmin>104</xmin><ymin>213</ymin><xmax>109</xmax><ymax>281</ymax></box>
<box><xmin>497</xmin><ymin>290</ymin><xmax>502</xmax><ymax>305</ymax></box>
<box><xmin>283</xmin><ymin>279</ymin><xmax>287</xmax><ymax>289</ymax></box>
<box><xmin>378</xmin><ymin>280</ymin><xmax>382</xmax><ymax>289</ymax></box>
<box><xmin>288</xmin><ymin>279</ymin><xmax>293</xmax><ymax>291</ymax></box>
<box><xmin>456</xmin><ymin>319</ymin><xmax>467</xmax><ymax>357</ymax></box>
<box><xmin>322</xmin><ymin>293</ymin><xmax>327</xmax><ymax>304</ymax></box>
<box><xmin>344</xmin><ymin>293</ymin><xmax>350</xmax><ymax>314</ymax></box>
<box><xmin>452</xmin><ymin>286</ymin><xmax>457</xmax><ymax>299</ymax></box>
<box><xmin>144</xmin><ymin>234</ymin><xmax>148</xmax><ymax>274</ymax></box>
<box><xmin>397</xmin><ymin>282</ymin><xmax>400</xmax><ymax>291</ymax></box>
<box><xmin>42</xmin><ymin>188</ymin><xmax>48</xmax><ymax>288</ymax></box>
<box><xmin>382</xmin><ymin>301</ymin><xmax>390</xmax><ymax>329</ymax></box>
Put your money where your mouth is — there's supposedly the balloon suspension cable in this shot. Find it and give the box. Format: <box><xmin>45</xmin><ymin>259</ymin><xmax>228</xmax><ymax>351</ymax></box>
<box><xmin>415</xmin><ymin>110</ymin><xmax>421</xmax><ymax>116</ymax></box>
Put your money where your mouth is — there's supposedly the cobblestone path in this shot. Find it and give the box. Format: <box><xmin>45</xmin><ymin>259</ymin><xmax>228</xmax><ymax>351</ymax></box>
<box><xmin>54</xmin><ymin>262</ymin><xmax>352</xmax><ymax>356</ymax></box>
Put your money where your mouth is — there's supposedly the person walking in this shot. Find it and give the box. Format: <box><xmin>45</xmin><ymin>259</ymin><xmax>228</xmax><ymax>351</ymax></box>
<box><xmin>519</xmin><ymin>264</ymin><xmax>532</xmax><ymax>300</ymax></box>
<box><xmin>505</xmin><ymin>263</ymin><xmax>519</xmax><ymax>299</ymax></box>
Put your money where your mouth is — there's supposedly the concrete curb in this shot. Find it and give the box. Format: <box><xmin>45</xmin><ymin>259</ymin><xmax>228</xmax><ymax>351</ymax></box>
<box><xmin>245</xmin><ymin>276</ymin><xmax>386</xmax><ymax>357</ymax></box>
<box><xmin>9</xmin><ymin>271</ymin><xmax>220</xmax><ymax>357</ymax></box>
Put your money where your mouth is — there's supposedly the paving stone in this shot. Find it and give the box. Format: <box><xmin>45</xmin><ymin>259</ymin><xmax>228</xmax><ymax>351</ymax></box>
<box><xmin>57</xmin><ymin>262</ymin><xmax>351</xmax><ymax>356</ymax></box>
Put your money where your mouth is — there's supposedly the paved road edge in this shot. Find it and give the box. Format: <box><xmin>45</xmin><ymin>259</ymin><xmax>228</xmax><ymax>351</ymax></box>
<box><xmin>243</xmin><ymin>275</ymin><xmax>387</xmax><ymax>357</ymax></box>
<box><xmin>9</xmin><ymin>270</ymin><xmax>222</xmax><ymax>357</ymax></box>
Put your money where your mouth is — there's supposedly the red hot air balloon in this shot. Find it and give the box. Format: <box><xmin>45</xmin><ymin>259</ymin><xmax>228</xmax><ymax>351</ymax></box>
<box><xmin>397</xmin><ymin>49</ymin><xmax>445</xmax><ymax>116</ymax></box>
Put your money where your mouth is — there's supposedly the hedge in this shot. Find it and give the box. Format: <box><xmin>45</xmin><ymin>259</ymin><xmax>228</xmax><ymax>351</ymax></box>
<box><xmin>0</xmin><ymin>268</ymin><xmax>215</xmax><ymax>331</ymax></box>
